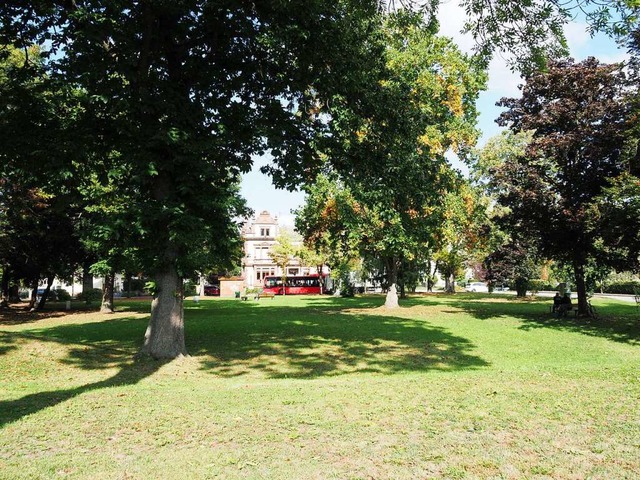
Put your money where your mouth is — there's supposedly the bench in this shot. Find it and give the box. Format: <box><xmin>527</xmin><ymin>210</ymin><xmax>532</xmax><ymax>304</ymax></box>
<box><xmin>240</xmin><ymin>289</ymin><xmax>275</xmax><ymax>301</ymax></box>
<box><xmin>240</xmin><ymin>291</ymin><xmax>259</xmax><ymax>301</ymax></box>
<box><xmin>550</xmin><ymin>304</ymin><xmax>577</xmax><ymax>317</ymax></box>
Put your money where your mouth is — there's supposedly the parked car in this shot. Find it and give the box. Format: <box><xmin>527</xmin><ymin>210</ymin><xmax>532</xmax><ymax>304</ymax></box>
<box><xmin>465</xmin><ymin>282</ymin><xmax>489</xmax><ymax>293</ymax></box>
<box><xmin>203</xmin><ymin>284</ymin><xmax>220</xmax><ymax>296</ymax></box>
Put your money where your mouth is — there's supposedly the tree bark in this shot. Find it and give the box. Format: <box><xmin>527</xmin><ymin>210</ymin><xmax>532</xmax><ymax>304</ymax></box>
<box><xmin>141</xmin><ymin>266</ymin><xmax>187</xmax><ymax>359</ymax></box>
<box><xmin>573</xmin><ymin>260</ymin><xmax>590</xmax><ymax>316</ymax></box>
<box><xmin>0</xmin><ymin>266</ymin><xmax>9</xmax><ymax>307</ymax></box>
<box><xmin>100</xmin><ymin>271</ymin><xmax>115</xmax><ymax>313</ymax></box>
<box><xmin>444</xmin><ymin>273</ymin><xmax>456</xmax><ymax>293</ymax></box>
<box><xmin>8</xmin><ymin>284</ymin><xmax>21</xmax><ymax>303</ymax></box>
<box><xmin>36</xmin><ymin>274</ymin><xmax>55</xmax><ymax>310</ymax></box>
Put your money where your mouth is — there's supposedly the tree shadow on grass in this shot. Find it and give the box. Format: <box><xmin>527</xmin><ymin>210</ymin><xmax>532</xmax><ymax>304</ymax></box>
<box><xmin>0</xmin><ymin>315</ymin><xmax>165</xmax><ymax>427</ymax></box>
<box><xmin>436</xmin><ymin>294</ymin><xmax>640</xmax><ymax>346</ymax></box>
<box><xmin>190</xmin><ymin>298</ymin><xmax>489</xmax><ymax>379</ymax></box>
<box><xmin>1</xmin><ymin>297</ymin><xmax>489</xmax><ymax>426</ymax></box>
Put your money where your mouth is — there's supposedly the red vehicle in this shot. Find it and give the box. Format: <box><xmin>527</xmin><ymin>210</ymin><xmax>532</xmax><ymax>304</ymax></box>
<box><xmin>262</xmin><ymin>275</ymin><xmax>326</xmax><ymax>295</ymax></box>
<box><xmin>203</xmin><ymin>284</ymin><xmax>220</xmax><ymax>296</ymax></box>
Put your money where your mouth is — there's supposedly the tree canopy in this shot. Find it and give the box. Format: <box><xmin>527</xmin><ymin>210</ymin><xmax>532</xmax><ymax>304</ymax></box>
<box><xmin>495</xmin><ymin>57</ymin><xmax>637</xmax><ymax>315</ymax></box>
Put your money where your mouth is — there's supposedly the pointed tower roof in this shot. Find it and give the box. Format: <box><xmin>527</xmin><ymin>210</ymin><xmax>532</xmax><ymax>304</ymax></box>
<box><xmin>255</xmin><ymin>210</ymin><xmax>277</xmax><ymax>225</ymax></box>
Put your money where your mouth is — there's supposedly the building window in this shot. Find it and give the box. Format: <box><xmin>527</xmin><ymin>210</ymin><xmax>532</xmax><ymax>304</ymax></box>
<box><xmin>255</xmin><ymin>246</ymin><xmax>269</xmax><ymax>260</ymax></box>
<box><xmin>260</xmin><ymin>227</ymin><xmax>270</xmax><ymax>237</ymax></box>
<box><xmin>256</xmin><ymin>268</ymin><xmax>276</xmax><ymax>282</ymax></box>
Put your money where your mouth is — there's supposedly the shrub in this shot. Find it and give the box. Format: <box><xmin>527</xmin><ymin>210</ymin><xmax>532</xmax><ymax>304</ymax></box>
<box><xmin>528</xmin><ymin>279</ymin><xmax>544</xmax><ymax>295</ymax></box>
<box><xmin>602</xmin><ymin>281</ymin><xmax>640</xmax><ymax>295</ymax></box>
<box><xmin>54</xmin><ymin>288</ymin><xmax>71</xmax><ymax>301</ymax></box>
<box><xmin>76</xmin><ymin>288</ymin><xmax>103</xmax><ymax>303</ymax></box>
<box><xmin>183</xmin><ymin>280</ymin><xmax>197</xmax><ymax>296</ymax></box>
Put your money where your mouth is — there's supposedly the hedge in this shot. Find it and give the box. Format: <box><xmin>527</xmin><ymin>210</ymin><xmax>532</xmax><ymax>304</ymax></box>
<box><xmin>602</xmin><ymin>281</ymin><xmax>640</xmax><ymax>295</ymax></box>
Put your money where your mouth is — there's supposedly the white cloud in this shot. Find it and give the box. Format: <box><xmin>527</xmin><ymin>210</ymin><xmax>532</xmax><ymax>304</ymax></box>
<box><xmin>437</xmin><ymin>1</ymin><xmax>475</xmax><ymax>53</ymax></box>
<box><xmin>564</xmin><ymin>21</ymin><xmax>591</xmax><ymax>54</ymax></box>
<box><xmin>275</xmin><ymin>213</ymin><xmax>297</xmax><ymax>229</ymax></box>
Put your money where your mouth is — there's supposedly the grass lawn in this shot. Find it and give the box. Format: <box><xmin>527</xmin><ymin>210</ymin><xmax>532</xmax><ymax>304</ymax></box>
<box><xmin>1</xmin><ymin>294</ymin><xmax>639</xmax><ymax>479</ymax></box>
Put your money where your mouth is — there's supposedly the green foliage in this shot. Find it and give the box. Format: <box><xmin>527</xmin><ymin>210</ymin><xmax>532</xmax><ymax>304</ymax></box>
<box><xmin>268</xmin><ymin>233</ymin><xmax>297</xmax><ymax>274</ymax></box>
<box><xmin>589</xmin><ymin>173</ymin><xmax>640</xmax><ymax>273</ymax></box>
<box><xmin>144</xmin><ymin>281</ymin><xmax>158</xmax><ymax>297</ymax></box>
<box><xmin>528</xmin><ymin>279</ymin><xmax>547</xmax><ymax>295</ymax></box>
<box><xmin>183</xmin><ymin>281</ymin><xmax>197</xmax><ymax>297</ymax></box>
<box><xmin>603</xmin><ymin>281</ymin><xmax>640</xmax><ymax>295</ymax></box>
<box><xmin>76</xmin><ymin>288</ymin><xmax>102</xmax><ymax>304</ymax></box>
<box><xmin>54</xmin><ymin>288</ymin><xmax>71</xmax><ymax>301</ymax></box>
<box><xmin>297</xmin><ymin>13</ymin><xmax>486</xmax><ymax>303</ymax></box>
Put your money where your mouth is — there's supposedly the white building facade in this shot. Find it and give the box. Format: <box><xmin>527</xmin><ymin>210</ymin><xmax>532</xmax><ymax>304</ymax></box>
<box><xmin>241</xmin><ymin>211</ymin><xmax>321</xmax><ymax>288</ymax></box>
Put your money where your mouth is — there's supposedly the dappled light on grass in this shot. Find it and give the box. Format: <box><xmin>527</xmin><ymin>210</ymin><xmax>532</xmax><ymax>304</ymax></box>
<box><xmin>192</xmin><ymin>303</ymin><xmax>489</xmax><ymax>379</ymax></box>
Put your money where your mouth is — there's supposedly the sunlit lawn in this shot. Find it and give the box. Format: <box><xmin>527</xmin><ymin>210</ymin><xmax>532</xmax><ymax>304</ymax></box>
<box><xmin>1</xmin><ymin>294</ymin><xmax>639</xmax><ymax>479</ymax></box>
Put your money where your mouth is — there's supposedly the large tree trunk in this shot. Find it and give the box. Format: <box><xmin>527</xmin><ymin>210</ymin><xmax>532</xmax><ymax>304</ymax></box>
<box><xmin>8</xmin><ymin>284</ymin><xmax>21</xmax><ymax>303</ymax></box>
<box><xmin>100</xmin><ymin>271</ymin><xmax>115</xmax><ymax>313</ymax></box>
<box><xmin>573</xmin><ymin>260</ymin><xmax>590</xmax><ymax>316</ymax></box>
<box><xmin>141</xmin><ymin>266</ymin><xmax>187</xmax><ymax>359</ymax></box>
<box><xmin>444</xmin><ymin>272</ymin><xmax>456</xmax><ymax>294</ymax></box>
<box><xmin>384</xmin><ymin>257</ymin><xmax>400</xmax><ymax>308</ymax></box>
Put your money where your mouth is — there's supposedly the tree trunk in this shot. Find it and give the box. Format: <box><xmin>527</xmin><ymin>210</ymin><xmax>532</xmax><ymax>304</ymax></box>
<box><xmin>82</xmin><ymin>262</ymin><xmax>94</xmax><ymax>292</ymax></box>
<box><xmin>100</xmin><ymin>271</ymin><xmax>115</xmax><ymax>313</ymax></box>
<box><xmin>399</xmin><ymin>281</ymin><xmax>406</xmax><ymax>299</ymax></box>
<box><xmin>317</xmin><ymin>264</ymin><xmax>324</xmax><ymax>294</ymax></box>
<box><xmin>36</xmin><ymin>274</ymin><xmax>55</xmax><ymax>310</ymax></box>
<box><xmin>0</xmin><ymin>266</ymin><xmax>9</xmax><ymax>307</ymax></box>
<box><xmin>444</xmin><ymin>272</ymin><xmax>456</xmax><ymax>293</ymax></box>
<box><xmin>573</xmin><ymin>260</ymin><xmax>590</xmax><ymax>316</ymax></box>
<box><xmin>515</xmin><ymin>277</ymin><xmax>528</xmax><ymax>297</ymax></box>
<box><xmin>384</xmin><ymin>258</ymin><xmax>400</xmax><ymax>308</ymax></box>
<box><xmin>141</xmin><ymin>266</ymin><xmax>187</xmax><ymax>359</ymax></box>
<box><xmin>8</xmin><ymin>284</ymin><xmax>21</xmax><ymax>303</ymax></box>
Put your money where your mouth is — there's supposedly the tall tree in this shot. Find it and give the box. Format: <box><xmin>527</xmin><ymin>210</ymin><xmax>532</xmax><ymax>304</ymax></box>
<box><xmin>324</xmin><ymin>12</ymin><xmax>486</xmax><ymax>307</ymax></box>
<box><xmin>432</xmin><ymin>181</ymin><xmax>488</xmax><ymax>293</ymax></box>
<box><xmin>0</xmin><ymin>1</ymin><xmax>385</xmax><ymax>358</ymax></box>
<box><xmin>495</xmin><ymin>57</ymin><xmax>635</xmax><ymax>315</ymax></box>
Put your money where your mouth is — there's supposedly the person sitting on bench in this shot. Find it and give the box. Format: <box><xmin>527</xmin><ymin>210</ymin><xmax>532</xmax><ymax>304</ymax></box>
<box><xmin>557</xmin><ymin>293</ymin><xmax>573</xmax><ymax>316</ymax></box>
<box><xmin>552</xmin><ymin>292</ymin><xmax>562</xmax><ymax>314</ymax></box>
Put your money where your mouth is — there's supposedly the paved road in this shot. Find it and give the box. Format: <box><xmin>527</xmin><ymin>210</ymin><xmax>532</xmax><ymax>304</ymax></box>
<box><xmin>510</xmin><ymin>290</ymin><xmax>637</xmax><ymax>303</ymax></box>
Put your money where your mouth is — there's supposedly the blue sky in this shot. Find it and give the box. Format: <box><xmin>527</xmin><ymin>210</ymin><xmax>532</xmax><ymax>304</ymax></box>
<box><xmin>240</xmin><ymin>5</ymin><xmax>629</xmax><ymax>226</ymax></box>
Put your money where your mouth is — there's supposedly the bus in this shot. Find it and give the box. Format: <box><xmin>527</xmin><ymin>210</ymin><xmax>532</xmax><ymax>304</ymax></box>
<box><xmin>262</xmin><ymin>275</ymin><xmax>327</xmax><ymax>295</ymax></box>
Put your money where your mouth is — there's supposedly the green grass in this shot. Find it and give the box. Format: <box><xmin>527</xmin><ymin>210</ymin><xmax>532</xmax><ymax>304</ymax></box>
<box><xmin>1</xmin><ymin>294</ymin><xmax>639</xmax><ymax>479</ymax></box>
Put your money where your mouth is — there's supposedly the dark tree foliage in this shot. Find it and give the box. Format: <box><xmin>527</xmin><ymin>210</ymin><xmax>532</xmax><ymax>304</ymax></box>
<box><xmin>483</xmin><ymin>239</ymin><xmax>538</xmax><ymax>297</ymax></box>
<box><xmin>495</xmin><ymin>57</ymin><xmax>635</xmax><ymax>315</ymax></box>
